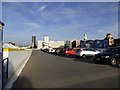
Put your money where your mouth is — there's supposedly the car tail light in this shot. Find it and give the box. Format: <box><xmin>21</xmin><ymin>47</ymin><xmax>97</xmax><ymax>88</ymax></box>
<box><xmin>80</xmin><ymin>49</ymin><xmax>83</xmax><ymax>52</ymax></box>
<box><xmin>65</xmin><ymin>50</ymin><xmax>68</xmax><ymax>54</ymax></box>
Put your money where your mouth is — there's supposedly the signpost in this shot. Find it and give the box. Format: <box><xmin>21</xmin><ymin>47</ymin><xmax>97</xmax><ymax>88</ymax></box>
<box><xmin>0</xmin><ymin>21</ymin><xmax>4</xmax><ymax>90</ymax></box>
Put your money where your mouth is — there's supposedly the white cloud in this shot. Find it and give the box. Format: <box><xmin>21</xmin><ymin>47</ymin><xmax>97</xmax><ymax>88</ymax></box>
<box><xmin>97</xmin><ymin>30</ymin><xmax>107</xmax><ymax>33</ymax></box>
<box><xmin>40</xmin><ymin>4</ymin><xmax>64</xmax><ymax>19</ymax></box>
<box><xmin>24</xmin><ymin>22</ymin><xmax>41</xmax><ymax>29</ymax></box>
<box><xmin>40</xmin><ymin>6</ymin><xmax>84</xmax><ymax>23</ymax></box>
<box><xmin>37</xmin><ymin>5</ymin><xmax>47</xmax><ymax>12</ymax></box>
<box><xmin>29</xmin><ymin>5</ymin><xmax>47</xmax><ymax>15</ymax></box>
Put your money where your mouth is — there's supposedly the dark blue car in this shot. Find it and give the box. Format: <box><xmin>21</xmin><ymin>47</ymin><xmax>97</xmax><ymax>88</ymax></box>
<box><xmin>93</xmin><ymin>46</ymin><xmax>120</xmax><ymax>66</ymax></box>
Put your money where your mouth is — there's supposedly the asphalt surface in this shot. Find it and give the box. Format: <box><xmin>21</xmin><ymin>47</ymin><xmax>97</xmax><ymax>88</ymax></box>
<box><xmin>12</xmin><ymin>50</ymin><xmax>119</xmax><ymax>88</ymax></box>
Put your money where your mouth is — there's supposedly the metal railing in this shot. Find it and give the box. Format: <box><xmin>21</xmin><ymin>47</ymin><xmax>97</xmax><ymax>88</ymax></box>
<box><xmin>2</xmin><ymin>57</ymin><xmax>9</xmax><ymax>89</ymax></box>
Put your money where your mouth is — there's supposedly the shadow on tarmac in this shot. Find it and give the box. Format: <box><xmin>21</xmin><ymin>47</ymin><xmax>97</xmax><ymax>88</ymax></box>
<box><xmin>12</xmin><ymin>76</ymin><xmax>32</xmax><ymax>88</ymax></box>
<box><xmin>5</xmin><ymin>59</ymin><xmax>32</xmax><ymax>89</ymax></box>
<box><xmin>73</xmin><ymin>57</ymin><xmax>120</xmax><ymax>68</ymax></box>
<box><xmin>73</xmin><ymin>57</ymin><xmax>95</xmax><ymax>64</ymax></box>
<box><xmin>2</xmin><ymin>58</ymin><xmax>32</xmax><ymax>89</ymax></box>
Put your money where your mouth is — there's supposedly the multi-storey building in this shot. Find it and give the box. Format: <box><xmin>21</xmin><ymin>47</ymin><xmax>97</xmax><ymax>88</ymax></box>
<box><xmin>113</xmin><ymin>39</ymin><xmax>120</xmax><ymax>46</ymax></box>
<box><xmin>37</xmin><ymin>40</ymin><xmax>43</xmax><ymax>49</ymax></box>
<box><xmin>43</xmin><ymin>35</ymin><xmax>49</xmax><ymax>48</ymax></box>
<box><xmin>104</xmin><ymin>33</ymin><xmax>114</xmax><ymax>47</ymax></box>
<box><xmin>72</xmin><ymin>40</ymin><xmax>80</xmax><ymax>48</ymax></box>
<box><xmin>32</xmin><ymin>36</ymin><xmax>37</xmax><ymax>48</ymax></box>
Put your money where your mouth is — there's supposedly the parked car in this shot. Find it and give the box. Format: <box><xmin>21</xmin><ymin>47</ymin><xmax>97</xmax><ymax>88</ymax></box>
<box><xmin>41</xmin><ymin>48</ymin><xmax>49</xmax><ymax>52</ymax></box>
<box><xmin>93</xmin><ymin>46</ymin><xmax>120</xmax><ymax>66</ymax></box>
<box><xmin>55</xmin><ymin>48</ymin><xmax>63</xmax><ymax>55</ymax></box>
<box><xmin>65</xmin><ymin>48</ymin><xmax>76</xmax><ymax>56</ymax></box>
<box><xmin>59</xmin><ymin>48</ymin><xmax>66</xmax><ymax>55</ymax></box>
<box><xmin>57</xmin><ymin>48</ymin><xmax>72</xmax><ymax>56</ymax></box>
<box><xmin>76</xmin><ymin>48</ymin><xmax>100</xmax><ymax>58</ymax></box>
<box><xmin>48</xmin><ymin>48</ymin><xmax>56</xmax><ymax>54</ymax></box>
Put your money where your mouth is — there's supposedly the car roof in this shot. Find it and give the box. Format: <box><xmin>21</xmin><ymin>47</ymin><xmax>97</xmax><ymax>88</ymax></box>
<box><xmin>81</xmin><ymin>48</ymin><xmax>95</xmax><ymax>49</ymax></box>
<box><xmin>109</xmin><ymin>46</ymin><xmax>120</xmax><ymax>49</ymax></box>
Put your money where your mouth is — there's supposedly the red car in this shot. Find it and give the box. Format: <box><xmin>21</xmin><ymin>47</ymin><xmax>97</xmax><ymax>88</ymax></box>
<box><xmin>65</xmin><ymin>48</ymin><xmax>76</xmax><ymax>56</ymax></box>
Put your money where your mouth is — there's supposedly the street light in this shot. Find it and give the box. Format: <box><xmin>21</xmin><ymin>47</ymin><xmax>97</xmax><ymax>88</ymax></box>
<box><xmin>83</xmin><ymin>34</ymin><xmax>88</xmax><ymax>48</ymax></box>
<box><xmin>0</xmin><ymin>21</ymin><xmax>5</xmax><ymax>90</ymax></box>
<box><xmin>74</xmin><ymin>32</ymin><xmax>79</xmax><ymax>40</ymax></box>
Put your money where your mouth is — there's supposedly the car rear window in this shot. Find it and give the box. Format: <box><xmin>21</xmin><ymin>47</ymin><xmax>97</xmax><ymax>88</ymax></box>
<box><xmin>76</xmin><ymin>49</ymin><xmax>80</xmax><ymax>52</ymax></box>
<box><xmin>83</xmin><ymin>49</ymin><xmax>96</xmax><ymax>51</ymax></box>
<box><xmin>83</xmin><ymin>49</ymin><xmax>89</xmax><ymax>51</ymax></box>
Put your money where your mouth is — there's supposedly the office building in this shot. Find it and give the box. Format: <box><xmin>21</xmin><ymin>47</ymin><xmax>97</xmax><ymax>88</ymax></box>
<box><xmin>43</xmin><ymin>35</ymin><xmax>49</xmax><ymax>49</ymax></box>
<box><xmin>37</xmin><ymin>35</ymin><xmax>64</xmax><ymax>49</ymax></box>
<box><xmin>49</xmin><ymin>41</ymin><xmax>64</xmax><ymax>48</ymax></box>
<box><xmin>104</xmin><ymin>33</ymin><xmax>114</xmax><ymax>46</ymax></box>
<box><xmin>37</xmin><ymin>40</ymin><xmax>43</xmax><ymax>49</ymax></box>
<box><xmin>32</xmin><ymin>36</ymin><xmax>37</xmax><ymax>48</ymax></box>
<box><xmin>113</xmin><ymin>39</ymin><xmax>120</xmax><ymax>46</ymax></box>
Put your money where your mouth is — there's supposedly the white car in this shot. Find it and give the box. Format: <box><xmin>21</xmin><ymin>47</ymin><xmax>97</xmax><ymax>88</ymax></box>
<box><xmin>76</xmin><ymin>48</ymin><xmax>100</xmax><ymax>58</ymax></box>
<box><xmin>48</xmin><ymin>48</ymin><xmax>56</xmax><ymax>53</ymax></box>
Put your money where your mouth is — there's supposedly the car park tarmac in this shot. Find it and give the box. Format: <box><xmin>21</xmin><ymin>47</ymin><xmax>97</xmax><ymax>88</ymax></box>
<box><xmin>12</xmin><ymin>50</ymin><xmax>119</xmax><ymax>88</ymax></box>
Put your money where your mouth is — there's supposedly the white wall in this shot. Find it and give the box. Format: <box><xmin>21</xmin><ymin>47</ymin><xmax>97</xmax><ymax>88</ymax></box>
<box><xmin>3</xmin><ymin>49</ymin><xmax>32</xmax><ymax>88</ymax></box>
<box><xmin>8</xmin><ymin>50</ymin><xmax>32</xmax><ymax>78</ymax></box>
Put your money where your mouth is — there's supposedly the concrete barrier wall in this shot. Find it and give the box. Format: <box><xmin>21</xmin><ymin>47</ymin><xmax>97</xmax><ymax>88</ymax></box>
<box><xmin>3</xmin><ymin>48</ymin><xmax>32</xmax><ymax>88</ymax></box>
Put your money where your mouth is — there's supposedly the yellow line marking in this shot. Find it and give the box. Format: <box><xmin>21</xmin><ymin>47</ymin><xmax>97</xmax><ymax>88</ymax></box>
<box><xmin>3</xmin><ymin>48</ymin><xmax>26</xmax><ymax>51</ymax></box>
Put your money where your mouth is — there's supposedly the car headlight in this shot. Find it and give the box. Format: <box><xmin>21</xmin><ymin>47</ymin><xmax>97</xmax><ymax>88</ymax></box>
<box><xmin>102</xmin><ymin>56</ymin><xmax>110</xmax><ymax>58</ymax></box>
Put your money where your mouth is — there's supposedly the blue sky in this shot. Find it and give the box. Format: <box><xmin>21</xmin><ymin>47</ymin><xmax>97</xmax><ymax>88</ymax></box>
<box><xmin>2</xmin><ymin>2</ymin><xmax>118</xmax><ymax>45</ymax></box>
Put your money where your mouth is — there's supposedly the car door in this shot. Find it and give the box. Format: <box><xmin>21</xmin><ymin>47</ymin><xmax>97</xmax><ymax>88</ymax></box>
<box><xmin>82</xmin><ymin>49</ymin><xmax>88</xmax><ymax>55</ymax></box>
<box><xmin>116</xmin><ymin>49</ymin><xmax>120</xmax><ymax>63</ymax></box>
<box><xmin>92</xmin><ymin>49</ymin><xmax>99</xmax><ymax>55</ymax></box>
<box><xmin>87</xmin><ymin>49</ymin><xmax>95</xmax><ymax>56</ymax></box>
<box><xmin>83</xmin><ymin>49</ymin><xmax>92</xmax><ymax>56</ymax></box>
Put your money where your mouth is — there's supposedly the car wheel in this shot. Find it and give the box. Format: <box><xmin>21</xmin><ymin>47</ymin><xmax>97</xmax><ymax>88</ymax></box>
<box><xmin>82</xmin><ymin>54</ymin><xmax>86</xmax><ymax>58</ymax></box>
<box><xmin>94</xmin><ymin>60</ymin><xmax>100</xmax><ymax>64</ymax></box>
<box><xmin>75</xmin><ymin>55</ymin><xmax>79</xmax><ymax>58</ymax></box>
<box><xmin>66</xmin><ymin>53</ymin><xmax>69</xmax><ymax>56</ymax></box>
<box><xmin>110</xmin><ymin>57</ymin><xmax>117</xmax><ymax>66</ymax></box>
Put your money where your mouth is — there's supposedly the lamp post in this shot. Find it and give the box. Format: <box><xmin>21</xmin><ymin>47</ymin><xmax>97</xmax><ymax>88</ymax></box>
<box><xmin>0</xmin><ymin>21</ymin><xmax>5</xmax><ymax>90</ymax></box>
<box><xmin>74</xmin><ymin>32</ymin><xmax>81</xmax><ymax>48</ymax></box>
<box><xmin>74</xmin><ymin>32</ymin><xmax>79</xmax><ymax>40</ymax></box>
<box><xmin>83</xmin><ymin>34</ymin><xmax>88</xmax><ymax>48</ymax></box>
